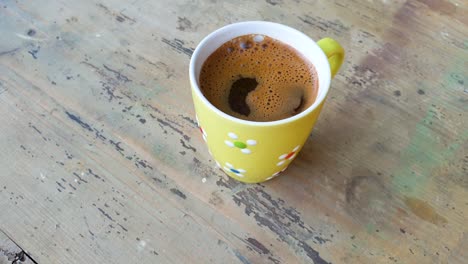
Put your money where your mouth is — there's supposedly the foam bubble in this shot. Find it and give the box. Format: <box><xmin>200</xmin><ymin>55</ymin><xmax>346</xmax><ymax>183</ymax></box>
<box><xmin>240</xmin><ymin>41</ymin><xmax>252</xmax><ymax>49</ymax></box>
<box><xmin>253</xmin><ymin>35</ymin><xmax>264</xmax><ymax>43</ymax></box>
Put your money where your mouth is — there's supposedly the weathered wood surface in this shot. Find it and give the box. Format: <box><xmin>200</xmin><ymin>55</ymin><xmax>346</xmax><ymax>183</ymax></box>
<box><xmin>0</xmin><ymin>0</ymin><xmax>467</xmax><ymax>263</ymax></box>
<box><xmin>0</xmin><ymin>230</ymin><xmax>35</xmax><ymax>264</ymax></box>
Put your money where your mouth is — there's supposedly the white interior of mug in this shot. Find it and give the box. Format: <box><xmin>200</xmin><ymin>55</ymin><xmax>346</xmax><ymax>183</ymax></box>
<box><xmin>189</xmin><ymin>21</ymin><xmax>331</xmax><ymax>126</ymax></box>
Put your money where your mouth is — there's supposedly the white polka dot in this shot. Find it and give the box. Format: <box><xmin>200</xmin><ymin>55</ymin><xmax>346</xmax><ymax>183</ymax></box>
<box><xmin>238</xmin><ymin>168</ymin><xmax>246</xmax><ymax>173</ymax></box>
<box><xmin>279</xmin><ymin>154</ymin><xmax>287</xmax><ymax>160</ymax></box>
<box><xmin>288</xmin><ymin>153</ymin><xmax>297</xmax><ymax>160</ymax></box>
<box><xmin>293</xmin><ymin>145</ymin><xmax>300</xmax><ymax>152</ymax></box>
<box><xmin>241</xmin><ymin>149</ymin><xmax>251</xmax><ymax>154</ymax></box>
<box><xmin>225</xmin><ymin>140</ymin><xmax>234</xmax><ymax>147</ymax></box>
<box><xmin>246</xmin><ymin>139</ymin><xmax>257</xmax><ymax>146</ymax></box>
<box><xmin>228</xmin><ymin>132</ymin><xmax>238</xmax><ymax>139</ymax></box>
<box><xmin>277</xmin><ymin>160</ymin><xmax>285</xmax><ymax>166</ymax></box>
<box><xmin>225</xmin><ymin>162</ymin><xmax>233</xmax><ymax>168</ymax></box>
<box><xmin>267</xmin><ymin>171</ymin><xmax>281</xmax><ymax>180</ymax></box>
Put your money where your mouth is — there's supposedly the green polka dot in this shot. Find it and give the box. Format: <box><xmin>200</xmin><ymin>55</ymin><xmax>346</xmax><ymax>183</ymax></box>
<box><xmin>234</xmin><ymin>141</ymin><xmax>247</xmax><ymax>149</ymax></box>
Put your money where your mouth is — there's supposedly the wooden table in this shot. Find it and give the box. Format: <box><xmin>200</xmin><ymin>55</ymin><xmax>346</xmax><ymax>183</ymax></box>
<box><xmin>0</xmin><ymin>0</ymin><xmax>466</xmax><ymax>263</ymax></box>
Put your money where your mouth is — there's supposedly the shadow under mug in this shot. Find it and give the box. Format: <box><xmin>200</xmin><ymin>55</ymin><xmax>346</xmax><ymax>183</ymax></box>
<box><xmin>189</xmin><ymin>21</ymin><xmax>344</xmax><ymax>183</ymax></box>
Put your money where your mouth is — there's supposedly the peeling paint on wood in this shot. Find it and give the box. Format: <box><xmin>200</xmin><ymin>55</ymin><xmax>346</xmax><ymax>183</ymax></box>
<box><xmin>0</xmin><ymin>0</ymin><xmax>467</xmax><ymax>263</ymax></box>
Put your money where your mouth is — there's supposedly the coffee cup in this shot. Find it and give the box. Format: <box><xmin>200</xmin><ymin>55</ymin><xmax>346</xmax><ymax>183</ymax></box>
<box><xmin>190</xmin><ymin>21</ymin><xmax>344</xmax><ymax>183</ymax></box>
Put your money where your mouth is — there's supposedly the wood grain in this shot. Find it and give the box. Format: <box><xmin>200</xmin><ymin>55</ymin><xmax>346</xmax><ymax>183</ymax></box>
<box><xmin>0</xmin><ymin>0</ymin><xmax>467</xmax><ymax>263</ymax></box>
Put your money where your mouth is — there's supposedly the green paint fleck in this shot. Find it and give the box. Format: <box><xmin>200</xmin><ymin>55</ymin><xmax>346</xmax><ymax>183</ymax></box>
<box><xmin>141</xmin><ymin>83</ymin><xmax>167</xmax><ymax>97</ymax></box>
<box><xmin>443</xmin><ymin>68</ymin><xmax>468</xmax><ymax>110</ymax></box>
<box><xmin>152</xmin><ymin>143</ymin><xmax>177</xmax><ymax>167</ymax></box>
<box><xmin>365</xmin><ymin>222</ymin><xmax>375</xmax><ymax>234</ymax></box>
<box><xmin>234</xmin><ymin>141</ymin><xmax>247</xmax><ymax>149</ymax></box>
<box><xmin>392</xmin><ymin>105</ymin><xmax>467</xmax><ymax>195</ymax></box>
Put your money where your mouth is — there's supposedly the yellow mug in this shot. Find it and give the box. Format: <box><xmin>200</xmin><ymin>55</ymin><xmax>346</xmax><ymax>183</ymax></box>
<box><xmin>190</xmin><ymin>21</ymin><xmax>344</xmax><ymax>183</ymax></box>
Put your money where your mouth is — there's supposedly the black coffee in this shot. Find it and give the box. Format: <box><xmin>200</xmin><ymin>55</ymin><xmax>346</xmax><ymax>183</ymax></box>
<box><xmin>199</xmin><ymin>34</ymin><xmax>318</xmax><ymax>122</ymax></box>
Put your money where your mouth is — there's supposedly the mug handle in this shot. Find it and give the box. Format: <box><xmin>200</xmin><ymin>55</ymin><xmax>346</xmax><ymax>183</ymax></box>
<box><xmin>317</xmin><ymin>38</ymin><xmax>344</xmax><ymax>78</ymax></box>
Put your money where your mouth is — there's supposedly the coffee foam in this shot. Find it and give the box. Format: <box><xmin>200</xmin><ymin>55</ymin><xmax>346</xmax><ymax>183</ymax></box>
<box><xmin>200</xmin><ymin>34</ymin><xmax>318</xmax><ymax>122</ymax></box>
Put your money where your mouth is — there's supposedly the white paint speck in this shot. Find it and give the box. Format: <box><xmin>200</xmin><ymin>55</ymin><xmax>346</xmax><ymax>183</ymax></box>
<box><xmin>95</xmin><ymin>33</ymin><xmax>101</xmax><ymax>37</ymax></box>
<box><xmin>81</xmin><ymin>172</ymin><xmax>85</xmax><ymax>176</ymax></box>
<box><xmin>440</xmin><ymin>32</ymin><xmax>450</xmax><ymax>41</ymax></box>
<box><xmin>202</xmin><ymin>178</ymin><xmax>207</xmax><ymax>183</ymax></box>
<box><xmin>15</xmin><ymin>33</ymin><xmax>45</xmax><ymax>41</ymax></box>
<box><xmin>40</xmin><ymin>172</ymin><xmax>46</xmax><ymax>179</ymax></box>
<box><xmin>74</xmin><ymin>179</ymin><xmax>78</xmax><ymax>183</ymax></box>
<box><xmin>137</xmin><ymin>240</ymin><xmax>147</xmax><ymax>252</ymax></box>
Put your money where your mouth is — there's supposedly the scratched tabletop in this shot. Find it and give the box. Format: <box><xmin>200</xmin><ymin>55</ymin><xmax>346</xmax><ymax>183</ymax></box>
<box><xmin>0</xmin><ymin>0</ymin><xmax>467</xmax><ymax>263</ymax></box>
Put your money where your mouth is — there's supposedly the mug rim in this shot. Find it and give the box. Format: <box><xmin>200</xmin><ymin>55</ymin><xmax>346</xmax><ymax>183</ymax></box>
<box><xmin>189</xmin><ymin>21</ymin><xmax>331</xmax><ymax>127</ymax></box>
